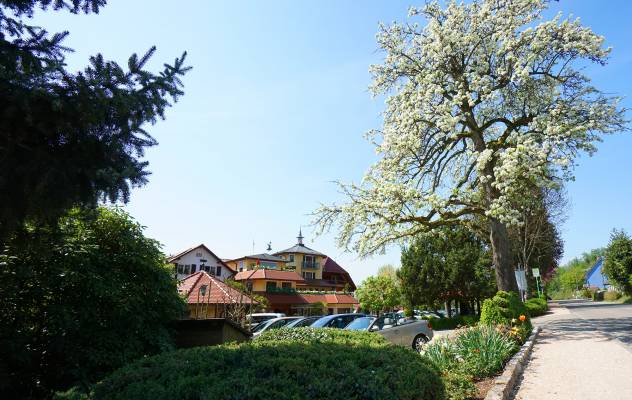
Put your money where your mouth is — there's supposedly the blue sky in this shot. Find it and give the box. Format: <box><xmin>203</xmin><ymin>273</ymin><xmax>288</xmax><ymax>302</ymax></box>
<box><xmin>31</xmin><ymin>1</ymin><xmax>632</xmax><ymax>283</ymax></box>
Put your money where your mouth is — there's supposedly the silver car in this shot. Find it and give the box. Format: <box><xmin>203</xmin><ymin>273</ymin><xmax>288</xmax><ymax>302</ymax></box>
<box><xmin>345</xmin><ymin>315</ymin><xmax>433</xmax><ymax>352</ymax></box>
<box><xmin>251</xmin><ymin>316</ymin><xmax>301</xmax><ymax>338</ymax></box>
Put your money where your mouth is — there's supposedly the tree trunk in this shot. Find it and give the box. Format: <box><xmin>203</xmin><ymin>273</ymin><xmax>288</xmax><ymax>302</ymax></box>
<box><xmin>490</xmin><ymin>218</ymin><xmax>519</xmax><ymax>293</ymax></box>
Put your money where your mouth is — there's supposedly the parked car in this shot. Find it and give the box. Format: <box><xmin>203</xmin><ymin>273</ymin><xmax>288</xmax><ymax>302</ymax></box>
<box><xmin>344</xmin><ymin>315</ymin><xmax>433</xmax><ymax>352</ymax></box>
<box><xmin>246</xmin><ymin>313</ymin><xmax>286</xmax><ymax>330</ymax></box>
<box><xmin>310</xmin><ymin>313</ymin><xmax>366</xmax><ymax>329</ymax></box>
<box><xmin>250</xmin><ymin>316</ymin><xmax>302</xmax><ymax>338</ymax></box>
<box><xmin>284</xmin><ymin>316</ymin><xmax>321</xmax><ymax>328</ymax></box>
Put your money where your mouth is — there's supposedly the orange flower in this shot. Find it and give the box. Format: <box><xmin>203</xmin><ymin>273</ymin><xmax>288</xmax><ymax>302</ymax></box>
<box><xmin>519</xmin><ymin>315</ymin><xmax>526</xmax><ymax>322</ymax></box>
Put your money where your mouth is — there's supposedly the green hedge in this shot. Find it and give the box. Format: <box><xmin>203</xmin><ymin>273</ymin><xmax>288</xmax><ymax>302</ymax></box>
<box><xmin>56</xmin><ymin>328</ymin><xmax>445</xmax><ymax>400</ymax></box>
<box><xmin>422</xmin><ymin>315</ymin><xmax>479</xmax><ymax>331</ymax></box>
<box><xmin>604</xmin><ymin>291</ymin><xmax>622</xmax><ymax>301</ymax></box>
<box><xmin>480</xmin><ymin>291</ymin><xmax>531</xmax><ymax>329</ymax></box>
<box><xmin>524</xmin><ymin>297</ymin><xmax>548</xmax><ymax>317</ymax></box>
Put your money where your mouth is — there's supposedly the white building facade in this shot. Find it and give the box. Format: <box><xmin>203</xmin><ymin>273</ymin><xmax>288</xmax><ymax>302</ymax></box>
<box><xmin>168</xmin><ymin>244</ymin><xmax>234</xmax><ymax>281</ymax></box>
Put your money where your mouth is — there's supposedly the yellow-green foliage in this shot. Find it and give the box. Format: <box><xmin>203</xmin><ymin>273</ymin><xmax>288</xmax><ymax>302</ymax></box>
<box><xmin>604</xmin><ymin>291</ymin><xmax>622</xmax><ymax>301</ymax></box>
<box><xmin>480</xmin><ymin>291</ymin><xmax>531</xmax><ymax>329</ymax></box>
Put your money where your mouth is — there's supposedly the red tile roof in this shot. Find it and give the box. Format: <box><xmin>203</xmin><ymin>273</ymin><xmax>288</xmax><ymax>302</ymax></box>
<box><xmin>258</xmin><ymin>292</ymin><xmax>359</xmax><ymax>306</ymax></box>
<box><xmin>178</xmin><ymin>271</ymin><xmax>257</xmax><ymax>305</ymax></box>
<box><xmin>261</xmin><ymin>293</ymin><xmax>309</xmax><ymax>305</ymax></box>
<box><xmin>301</xmin><ymin>293</ymin><xmax>359</xmax><ymax>305</ymax></box>
<box><xmin>234</xmin><ymin>269</ymin><xmax>305</xmax><ymax>282</ymax></box>
<box><xmin>322</xmin><ymin>257</ymin><xmax>357</xmax><ymax>291</ymax></box>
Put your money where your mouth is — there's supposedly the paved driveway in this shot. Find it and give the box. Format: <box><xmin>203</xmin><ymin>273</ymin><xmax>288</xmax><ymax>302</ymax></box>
<box><xmin>511</xmin><ymin>300</ymin><xmax>632</xmax><ymax>400</ymax></box>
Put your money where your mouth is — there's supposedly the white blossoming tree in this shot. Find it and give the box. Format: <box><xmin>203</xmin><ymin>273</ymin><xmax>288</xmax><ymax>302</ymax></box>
<box><xmin>314</xmin><ymin>0</ymin><xmax>627</xmax><ymax>292</ymax></box>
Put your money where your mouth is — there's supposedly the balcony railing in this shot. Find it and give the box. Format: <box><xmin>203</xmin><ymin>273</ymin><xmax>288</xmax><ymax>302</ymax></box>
<box><xmin>301</xmin><ymin>261</ymin><xmax>319</xmax><ymax>269</ymax></box>
<box><xmin>266</xmin><ymin>287</ymin><xmax>297</xmax><ymax>294</ymax></box>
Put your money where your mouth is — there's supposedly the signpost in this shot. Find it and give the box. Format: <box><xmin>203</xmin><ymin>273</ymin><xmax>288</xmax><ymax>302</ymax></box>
<box><xmin>532</xmin><ymin>268</ymin><xmax>541</xmax><ymax>297</ymax></box>
<box><xmin>515</xmin><ymin>269</ymin><xmax>527</xmax><ymax>301</ymax></box>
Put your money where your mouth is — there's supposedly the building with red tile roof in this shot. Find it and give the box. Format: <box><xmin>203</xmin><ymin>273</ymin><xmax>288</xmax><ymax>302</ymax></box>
<box><xmin>178</xmin><ymin>271</ymin><xmax>257</xmax><ymax>319</ymax></box>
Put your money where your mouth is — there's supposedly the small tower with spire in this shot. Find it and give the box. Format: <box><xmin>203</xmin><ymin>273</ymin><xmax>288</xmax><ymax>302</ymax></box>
<box><xmin>297</xmin><ymin>228</ymin><xmax>304</xmax><ymax>245</ymax></box>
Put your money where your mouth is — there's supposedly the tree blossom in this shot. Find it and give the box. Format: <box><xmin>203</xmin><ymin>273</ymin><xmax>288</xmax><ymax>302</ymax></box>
<box><xmin>314</xmin><ymin>0</ymin><xmax>627</xmax><ymax>291</ymax></box>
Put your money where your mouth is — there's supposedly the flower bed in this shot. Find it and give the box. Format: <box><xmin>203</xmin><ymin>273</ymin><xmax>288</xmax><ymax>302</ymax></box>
<box><xmin>422</xmin><ymin>291</ymin><xmax>533</xmax><ymax>400</ymax></box>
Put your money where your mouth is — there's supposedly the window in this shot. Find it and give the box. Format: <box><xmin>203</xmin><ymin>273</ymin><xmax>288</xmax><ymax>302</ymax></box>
<box><xmin>289</xmin><ymin>254</ymin><xmax>294</xmax><ymax>262</ymax></box>
<box><xmin>303</xmin><ymin>272</ymin><xmax>315</xmax><ymax>280</ymax></box>
<box><xmin>184</xmin><ymin>265</ymin><xmax>191</xmax><ymax>274</ymax></box>
<box><xmin>176</xmin><ymin>264</ymin><xmax>184</xmax><ymax>274</ymax></box>
<box><xmin>215</xmin><ymin>266</ymin><xmax>222</xmax><ymax>276</ymax></box>
<box><xmin>266</xmin><ymin>281</ymin><xmax>277</xmax><ymax>291</ymax></box>
<box><xmin>195</xmin><ymin>252</ymin><xmax>202</xmax><ymax>257</ymax></box>
<box><xmin>239</xmin><ymin>261</ymin><xmax>244</xmax><ymax>270</ymax></box>
<box><xmin>282</xmin><ymin>282</ymin><xmax>292</xmax><ymax>289</ymax></box>
<box><xmin>246</xmin><ymin>282</ymin><xmax>253</xmax><ymax>292</ymax></box>
<box><xmin>191</xmin><ymin>264</ymin><xmax>196</xmax><ymax>273</ymax></box>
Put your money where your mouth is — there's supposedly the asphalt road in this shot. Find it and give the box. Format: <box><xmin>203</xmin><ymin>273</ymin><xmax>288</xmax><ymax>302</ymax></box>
<box><xmin>555</xmin><ymin>299</ymin><xmax>632</xmax><ymax>350</ymax></box>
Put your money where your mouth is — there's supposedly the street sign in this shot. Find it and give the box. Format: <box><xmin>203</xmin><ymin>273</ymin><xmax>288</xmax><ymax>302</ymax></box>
<box><xmin>532</xmin><ymin>268</ymin><xmax>540</xmax><ymax>278</ymax></box>
<box><xmin>515</xmin><ymin>269</ymin><xmax>527</xmax><ymax>292</ymax></box>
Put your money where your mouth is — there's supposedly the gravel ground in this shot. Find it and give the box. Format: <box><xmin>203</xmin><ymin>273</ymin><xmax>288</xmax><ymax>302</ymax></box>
<box><xmin>511</xmin><ymin>302</ymin><xmax>632</xmax><ymax>400</ymax></box>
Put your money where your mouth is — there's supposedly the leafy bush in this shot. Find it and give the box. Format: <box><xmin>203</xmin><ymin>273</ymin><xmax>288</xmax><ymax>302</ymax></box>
<box><xmin>480</xmin><ymin>291</ymin><xmax>531</xmax><ymax>329</ymax></box>
<box><xmin>580</xmin><ymin>287</ymin><xmax>594</xmax><ymax>299</ymax></box>
<box><xmin>422</xmin><ymin>315</ymin><xmax>479</xmax><ymax>331</ymax></box>
<box><xmin>0</xmin><ymin>208</ymin><xmax>185</xmax><ymax>398</ymax></box>
<box><xmin>592</xmin><ymin>290</ymin><xmax>605</xmax><ymax>301</ymax></box>
<box><xmin>525</xmin><ymin>297</ymin><xmax>548</xmax><ymax>317</ymax></box>
<box><xmin>604</xmin><ymin>291</ymin><xmax>622</xmax><ymax>301</ymax></box>
<box><xmin>441</xmin><ymin>370</ymin><xmax>478</xmax><ymax>400</ymax></box>
<box><xmin>423</xmin><ymin>326</ymin><xmax>517</xmax><ymax>380</ymax></box>
<box><xmin>59</xmin><ymin>328</ymin><xmax>446</xmax><ymax>400</ymax></box>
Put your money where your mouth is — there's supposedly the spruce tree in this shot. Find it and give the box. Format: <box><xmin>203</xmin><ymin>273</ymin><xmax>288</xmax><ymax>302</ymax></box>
<box><xmin>0</xmin><ymin>0</ymin><xmax>191</xmax><ymax>237</ymax></box>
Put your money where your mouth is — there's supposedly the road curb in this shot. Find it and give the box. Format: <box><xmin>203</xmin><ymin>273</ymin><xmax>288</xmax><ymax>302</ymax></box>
<box><xmin>484</xmin><ymin>326</ymin><xmax>541</xmax><ymax>400</ymax></box>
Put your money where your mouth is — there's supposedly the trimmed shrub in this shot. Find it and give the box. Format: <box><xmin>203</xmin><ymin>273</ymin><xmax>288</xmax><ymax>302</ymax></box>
<box><xmin>525</xmin><ymin>297</ymin><xmax>548</xmax><ymax>317</ymax></box>
<box><xmin>604</xmin><ymin>291</ymin><xmax>622</xmax><ymax>301</ymax></box>
<box><xmin>58</xmin><ymin>328</ymin><xmax>445</xmax><ymax>400</ymax></box>
<box><xmin>422</xmin><ymin>315</ymin><xmax>479</xmax><ymax>331</ymax></box>
<box><xmin>480</xmin><ymin>291</ymin><xmax>531</xmax><ymax>329</ymax></box>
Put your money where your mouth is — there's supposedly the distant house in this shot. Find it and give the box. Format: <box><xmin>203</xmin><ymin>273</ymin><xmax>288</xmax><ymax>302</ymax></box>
<box><xmin>585</xmin><ymin>257</ymin><xmax>610</xmax><ymax>289</ymax></box>
<box><xmin>168</xmin><ymin>244</ymin><xmax>235</xmax><ymax>281</ymax></box>
<box><xmin>178</xmin><ymin>271</ymin><xmax>257</xmax><ymax>319</ymax></box>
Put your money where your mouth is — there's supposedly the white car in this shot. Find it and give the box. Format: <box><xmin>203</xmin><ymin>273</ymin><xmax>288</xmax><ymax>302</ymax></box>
<box><xmin>345</xmin><ymin>315</ymin><xmax>434</xmax><ymax>352</ymax></box>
